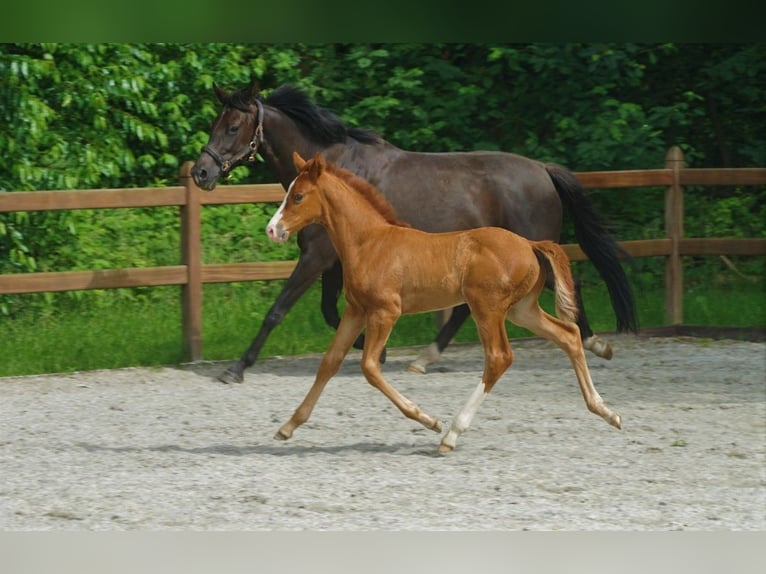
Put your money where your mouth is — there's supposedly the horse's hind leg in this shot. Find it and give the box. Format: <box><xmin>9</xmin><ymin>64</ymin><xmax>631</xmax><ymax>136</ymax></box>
<box><xmin>408</xmin><ymin>304</ymin><xmax>471</xmax><ymax>374</ymax></box>
<box><xmin>574</xmin><ymin>278</ymin><xmax>613</xmax><ymax>360</ymax></box>
<box><xmin>507</xmin><ymin>294</ymin><xmax>621</xmax><ymax>429</ymax></box>
<box><xmin>439</xmin><ymin>311</ymin><xmax>513</xmax><ymax>454</ymax></box>
<box><xmin>275</xmin><ymin>306</ymin><xmax>365</xmax><ymax>440</ymax></box>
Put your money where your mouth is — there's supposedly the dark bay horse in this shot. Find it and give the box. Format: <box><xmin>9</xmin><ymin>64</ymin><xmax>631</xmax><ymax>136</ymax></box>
<box><xmin>191</xmin><ymin>83</ymin><xmax>637</xmax><ymax>384</ymax></box>
<box><xmin>266</xmin><ymin>152</ymin><xmax>621</xmax><ymax>452</ymax></box>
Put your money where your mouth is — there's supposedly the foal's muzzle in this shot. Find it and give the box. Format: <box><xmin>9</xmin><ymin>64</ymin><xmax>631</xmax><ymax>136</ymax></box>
<box><xmin>266</xmin><ymin>222</ymin><xmax>290</xmax><ymax>243</ymax></box>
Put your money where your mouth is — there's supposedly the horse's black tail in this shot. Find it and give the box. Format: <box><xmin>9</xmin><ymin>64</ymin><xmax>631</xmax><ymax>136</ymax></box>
<box><xmin>545</xmin><ymin>163</ymin><xmax>638</xmax><ymax>333</ymax></box>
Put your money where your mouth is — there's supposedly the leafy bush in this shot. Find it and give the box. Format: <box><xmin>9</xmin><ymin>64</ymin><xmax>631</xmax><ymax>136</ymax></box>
<box><xmin>1</xmin><ymin>43</ymin><xmax>763</xmax><ymax>320</ymax></box>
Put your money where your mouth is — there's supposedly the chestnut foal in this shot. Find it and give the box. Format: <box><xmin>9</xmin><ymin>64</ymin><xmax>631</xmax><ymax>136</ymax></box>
<box><xmin>267</xmin><ymin>152</ymin><xmax>621</xmax><ymax>453</ymax></box>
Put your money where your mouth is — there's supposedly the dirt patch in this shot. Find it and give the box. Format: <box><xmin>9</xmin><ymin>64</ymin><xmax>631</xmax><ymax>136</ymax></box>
<box><xmin>1</xmin><ymin>334</ymin><xmax>764</xmax><ymax>530</ymax></box>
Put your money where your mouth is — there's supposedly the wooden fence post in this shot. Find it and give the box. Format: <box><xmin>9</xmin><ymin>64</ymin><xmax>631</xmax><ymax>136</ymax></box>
<box><xmin>664</xmin><ymin>146</ymin><xmax>685</xmax><ymax>325</ymax></box>
<box><xmin>179</xmin><ymin>161</ymin><xmax>203</xmax><ymax>361</ymax></box>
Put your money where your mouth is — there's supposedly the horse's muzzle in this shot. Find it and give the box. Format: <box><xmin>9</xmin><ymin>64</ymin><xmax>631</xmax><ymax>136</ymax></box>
<box><xmin>190</xmin><ymin>163</ymin><xmax>219</xmax><ymax>191</ymax></box>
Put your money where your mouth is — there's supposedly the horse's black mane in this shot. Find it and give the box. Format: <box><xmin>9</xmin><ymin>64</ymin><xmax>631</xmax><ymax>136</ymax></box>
<box><xmin>229</xmin><ymin>84</ymin><xmax>382</xmax><ymax>147</ymax></box>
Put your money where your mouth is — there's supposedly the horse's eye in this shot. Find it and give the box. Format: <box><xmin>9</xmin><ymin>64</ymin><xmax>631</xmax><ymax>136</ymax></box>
<box><xmin>228</xmin><ymin>124</ymin><xmax>240</xmax><ymax>135</ymax></box>
<box><xmin>293</xmin><ymin>193</ymin><xmax>303</xmax><ymax>203</ymax></box>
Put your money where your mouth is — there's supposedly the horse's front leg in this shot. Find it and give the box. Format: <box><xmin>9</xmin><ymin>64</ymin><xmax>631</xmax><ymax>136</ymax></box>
<box><xmin>275</xmin><ymin>306</ymin><xmax>366</xmax><ymax>440</ymax></box>
<box><xmin>219</xmin><ymin>227</ymin><xmax>336</xmax><ymax>384</ymax></box>
<box><xmin>407</xmin><ymin>304</ymin><xmax>471</xmax><ymax>374</ymax></box>
<box><xmin>320</xmin><ymin>260</ymin><xmax>367</xmax><ymax>353</ymax></box>
<box><xmin>362</xmin><ymin>309</ymin><xmax>442</xmax><ymax>433</ymax></box>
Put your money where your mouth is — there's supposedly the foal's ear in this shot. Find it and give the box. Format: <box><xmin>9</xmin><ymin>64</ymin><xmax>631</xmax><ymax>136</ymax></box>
<box><xmin>313</xmin><ymin>153</ymin><xmax>327</xmax><ymax>172</ymax></box>
<box><xmin>308</xmin><ymin>153</ymin><xmax>326</xmax><ymax>180</ymax></box>
<box><xmin>293</xmin><ymin>151</ymin><xmax>307</xmax><ymax>170</ymax></box>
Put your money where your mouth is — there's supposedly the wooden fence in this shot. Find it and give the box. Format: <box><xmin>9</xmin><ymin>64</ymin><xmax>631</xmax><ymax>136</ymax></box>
<box><xmin>1</xmin><ymin>147</ymin><xmax>764</xmax><ymax>361</ymax></box>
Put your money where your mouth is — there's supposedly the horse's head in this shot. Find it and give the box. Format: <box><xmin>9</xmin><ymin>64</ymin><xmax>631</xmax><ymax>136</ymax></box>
<box><xmin>266</xmin><ymin>152</ymin><xmax>326</xmax><ymax>243</ymax></box>
<box><xmin>191</xmin><ymin>82</ymin><xmax>264</xmax><ymax>190</ymax></box>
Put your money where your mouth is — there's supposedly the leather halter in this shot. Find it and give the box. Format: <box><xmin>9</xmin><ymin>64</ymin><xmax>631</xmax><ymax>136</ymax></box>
<box><xmin>201</xmin><ymin>99</ymin><xmax>264</xmax><ymax>178</ymax></box>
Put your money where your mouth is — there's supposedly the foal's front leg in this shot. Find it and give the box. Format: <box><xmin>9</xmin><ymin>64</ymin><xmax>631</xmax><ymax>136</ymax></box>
<box><xmin>362</xmin><ymin>309</ymin><xmax>443</xmax><ymax>433</ymax></box>
<box><xmin>275</xmin><ymin>306</ymin><xmax>366</xmax><ymax>440</ymax></box>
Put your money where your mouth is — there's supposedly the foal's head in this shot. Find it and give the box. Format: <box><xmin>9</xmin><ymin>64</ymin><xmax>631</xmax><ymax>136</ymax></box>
<box><xmin>266</xmin><ymin>152</ymin><xmax>327</xmax><ymax>243</ymax></box>
<box><xmin>266</xmin><ymin>152</ymin><xmax>409</xmax><ymax>243</ymax></box>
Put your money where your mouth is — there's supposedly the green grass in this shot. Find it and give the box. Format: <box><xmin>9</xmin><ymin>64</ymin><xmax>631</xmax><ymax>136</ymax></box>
<box><xmin>1</xmin><ymin>275</ymin><xmax>763</xmax><ymax>378</ymax></box>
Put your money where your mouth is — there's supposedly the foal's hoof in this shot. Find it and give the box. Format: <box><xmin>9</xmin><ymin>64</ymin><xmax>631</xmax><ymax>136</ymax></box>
<box><xmin>274</xmin><ymin>429</ymin><xmax>292</xmax><ymax>441</ymax></box>
<box><xmin>437</xmin><ymin>442</ymin><xmax>454</xmax><ymax>455</ymax></box>
<box><xmin>218</xmin><ymin>368</ymin><xmax>244</xmax><ymax>384</ymax></box>
<box><xmin>583</xmin><ymin>336</ymin><xmax>613</xmax><ymax>360</ymax></box>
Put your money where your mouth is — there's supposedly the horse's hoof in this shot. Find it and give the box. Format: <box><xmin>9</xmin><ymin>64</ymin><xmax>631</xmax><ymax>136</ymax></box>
<box><xmin>407</xmin><ymin>362</ymin><xmax>427</xmax><ymax>375</ymax></box>
<box><xmin>437</xmin><ymin>442</ymin><xmax>454</xmax><ymax>455</ymax></box>
<box><xmin>430</xmin><ymin>418</ymin><xmax>443</xmax><ymax>433</ymax></box>
<box><xmin>584</xmin><ymin>336</ymin><xmax>613</xmax><ymax>360</ymax></box>
<box><xmin>408</xmin><ymin>343</ymin><xmax>439</xmax><ymax>374</ymax></box>
<box><xmin>218</xmin><ymin>368</ymin><xmax>244</xmax><ymax>384</ymax></box>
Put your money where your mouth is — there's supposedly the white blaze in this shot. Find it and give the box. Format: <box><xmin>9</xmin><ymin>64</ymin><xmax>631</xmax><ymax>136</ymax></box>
<box><xmin>266</xmin><ymin>178</ymin><xmax>296</xmax><ymax>243</ymax></box>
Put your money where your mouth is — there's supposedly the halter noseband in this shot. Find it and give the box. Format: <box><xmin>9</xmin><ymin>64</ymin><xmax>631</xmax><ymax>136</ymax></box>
<box><xmin>201</xmin><ymin>99</ymin><xmax>265</xmax><ymax>178</ymax></box>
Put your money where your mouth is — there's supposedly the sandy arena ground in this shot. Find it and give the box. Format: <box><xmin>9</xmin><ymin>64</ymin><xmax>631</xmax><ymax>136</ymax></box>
<box><xmin>1</xmin><ymin>334</ymin><xmax>764</xmax><ymax>530</ymax></box>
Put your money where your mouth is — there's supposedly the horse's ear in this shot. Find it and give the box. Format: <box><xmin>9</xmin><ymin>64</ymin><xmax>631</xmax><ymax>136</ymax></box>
<box><xmin>249</xmin><ymin>78</ymin><xmax>261</xmax><ymax>102</ymax></box>
<box><xmin>213</xmin><ymin>83</ymin><xmax>228</xmax><ymax>104</ymax></box>
<box><xmin>293</xmin><ymin>151</ymin><xmax>307</xmax><ymax>171</ymax></box>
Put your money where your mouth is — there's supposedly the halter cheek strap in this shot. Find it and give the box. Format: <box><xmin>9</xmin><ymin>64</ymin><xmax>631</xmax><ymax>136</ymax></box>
<box><xmin>202</xmin><ymin>99</ymin><xmax>265</xmax><ymax>178</ymax></box>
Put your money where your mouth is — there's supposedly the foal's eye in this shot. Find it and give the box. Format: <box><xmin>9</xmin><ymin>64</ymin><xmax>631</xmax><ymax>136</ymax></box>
<box><xmin>293</xmin><ymin>193</ymin><xmax>304</xmax><ymax>203</ymax></box>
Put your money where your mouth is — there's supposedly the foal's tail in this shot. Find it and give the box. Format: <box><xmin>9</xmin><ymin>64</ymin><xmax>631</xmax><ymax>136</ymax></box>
<box><xmin>531</xmin><ymin>241</ymin><xmax>579</xmax><ymax>324</ymax></box>
<box><xmin>545</xmin><ymin>163</ymin><xmax>638</xmax><ymax>332</ymax></box>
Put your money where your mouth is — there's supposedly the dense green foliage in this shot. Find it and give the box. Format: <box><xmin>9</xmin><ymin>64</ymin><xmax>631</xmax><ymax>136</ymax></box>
<box><xmin>1</xmin><ymin>44</ymin><xmax>764</xmax><ymax>355</ymax></box>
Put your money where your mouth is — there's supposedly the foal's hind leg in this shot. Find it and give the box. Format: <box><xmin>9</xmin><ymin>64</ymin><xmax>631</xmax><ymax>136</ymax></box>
<box><xmin>275</xmin><ymin>306</ymin><xmax>366</xmax><ymax>441</ymax></box>
<box><xmin>544</xmin><ymin>271</ymin><xmax>613</xmax><ymax>360</ymax></box>
<box><xmin>439</xmin><ymin>311</ymin><xmax>514</xmax><ymax>454</ymax></box>
<box><xmin>507</xmin><ymin>294</ymin><xmax>621</xmax><ymax>429</ymax></box>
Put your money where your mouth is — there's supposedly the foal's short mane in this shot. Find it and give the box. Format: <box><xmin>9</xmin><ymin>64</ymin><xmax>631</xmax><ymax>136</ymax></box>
<box><xmin>326</xmin><ymin>163</ymin><xmax>411</xmax><ymax>228</ymax></box>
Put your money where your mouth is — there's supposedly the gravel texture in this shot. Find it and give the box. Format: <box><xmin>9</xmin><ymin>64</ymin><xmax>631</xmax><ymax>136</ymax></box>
<box><xmin>1</xmin><ymin>334</ymin><xmax>764</xmax><ymax>530</ymax></box>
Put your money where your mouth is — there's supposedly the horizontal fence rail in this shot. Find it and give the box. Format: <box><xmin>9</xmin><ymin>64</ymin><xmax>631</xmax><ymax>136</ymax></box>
<box><xmin>1</xmin><ymin>147</ymin><xmax>764</xmax><ymax>361</ymax></box>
